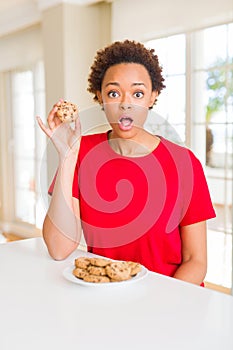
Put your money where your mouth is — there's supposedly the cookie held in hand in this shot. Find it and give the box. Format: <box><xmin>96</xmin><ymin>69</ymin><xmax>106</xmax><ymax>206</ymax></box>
<box><xmin>56</xmin><ymin>100</ymin><xmax>78</xmax><ymax>123</ymax></box>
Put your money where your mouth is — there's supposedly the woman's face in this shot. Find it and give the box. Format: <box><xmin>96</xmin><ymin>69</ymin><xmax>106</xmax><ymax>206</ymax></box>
<box><xmin>97</xmin><ymin>63</ymin><xmax>157</xmax><ymax>139</ymax></box>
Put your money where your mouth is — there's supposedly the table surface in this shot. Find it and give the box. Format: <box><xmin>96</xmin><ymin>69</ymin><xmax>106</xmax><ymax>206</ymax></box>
<box><xmin>0</xmin><ymin>237</ymin><xmax>233</xmax><ymax>350</ymax></box>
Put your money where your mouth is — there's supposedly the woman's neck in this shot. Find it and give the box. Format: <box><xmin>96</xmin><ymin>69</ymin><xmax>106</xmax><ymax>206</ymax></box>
<box><xmin>108</xmin><ymin>130</ymin><xmax>160</xmax><ymax>157</ymax></box>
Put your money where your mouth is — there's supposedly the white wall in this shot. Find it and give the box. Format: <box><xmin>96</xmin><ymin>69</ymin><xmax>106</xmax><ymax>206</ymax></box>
<box><xmin>112</xmin><ymin>0</ymin><xmax>233</xmax><ymax>41</ymax></box>
<box><xmin>41</xmin><ymin>2</ymin><xmax>111</xmax><ymax>183</ymax></box>
<box><xmin>0</xmin><ymin>24</ymin><xmax>43</xmax><ymax>71</ymax></box>
<box><xmin>42</xmin><ymin>2</ymin><xmax>111</xmax><ymax>112</ymax></box>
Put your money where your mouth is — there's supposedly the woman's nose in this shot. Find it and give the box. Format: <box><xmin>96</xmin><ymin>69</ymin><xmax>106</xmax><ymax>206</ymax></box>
<box><xmin>119</xmin><ymin>94</ymin><xmax>132</xmax><ymax>110</ymax></box>
<box><xmin>120</xmin><ymin>103</ymin><xmax>132</xmax><ymax>111</ymax></box>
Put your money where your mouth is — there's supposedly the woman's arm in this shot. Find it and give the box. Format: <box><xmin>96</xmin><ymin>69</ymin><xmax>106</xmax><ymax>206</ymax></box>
<box><xmin>42</xmin><ymin>156</ymin><xmax>81</xmax><ymax>260</ymax></box>
<box><xmin>173</xmin><ymin>221</ymin><xmax>207</xmax><ymax>285</ymax></box>
<box><xmin>37</xmin><ymin>100</ymin><xmax>82</xmax><ymax>260</ymax></box>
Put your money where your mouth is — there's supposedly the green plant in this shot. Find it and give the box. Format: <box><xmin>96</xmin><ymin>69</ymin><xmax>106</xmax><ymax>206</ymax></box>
<box><xmin>205</xmin><ymin>57</ymin><xmax>233</xmax><ymax>123</ymax></box>
<box><xmin>205</xmin><ymin>56</ymin><xmax>233</xmax><ymax>166</ymax></box>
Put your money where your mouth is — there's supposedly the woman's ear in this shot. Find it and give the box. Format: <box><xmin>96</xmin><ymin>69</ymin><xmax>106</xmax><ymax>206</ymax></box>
<box><xmin>149</xmin><ymin>91</ymin><xmax>158</xmax><ymax>108</ymax></box>
<box><xmin>96</xmin><ymin>91</ymin><xmax>103</xmax><ymax>104</ymax></box>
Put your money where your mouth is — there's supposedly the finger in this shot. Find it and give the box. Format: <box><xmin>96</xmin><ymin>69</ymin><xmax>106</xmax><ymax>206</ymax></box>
<box><xmin>36</xmin><ymin>116</ymin><xmax>52</xmax><ymax>138</ymax></box>
<box><xmin>54</xmin><ymin>114</ymin><xmax>63</xmax><ymax>128</ymax></box>
<box><xmin>49</xmin><ymin>99</ymin><xmax>65</xmax><ymax>128</ymax></box>
<box><xmin>52</xmin><ymin>98</ymin><xmax>63</xmax><ymax>108</ymax></box>
<box><xmin>47</xmin><ymin>105</ymin><xmax>57</xmax><ymax>129</ymax></box>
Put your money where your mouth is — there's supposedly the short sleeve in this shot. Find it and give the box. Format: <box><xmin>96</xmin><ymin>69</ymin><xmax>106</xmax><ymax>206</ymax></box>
<box><xmin>72</xmin><ymin>160</ymin><xmax>79</xmax><ymax>199</ymax></box>
<box><xmin>180</xmin><ymin>153</ymin><xmax>216</xmax><ymax>226</ymax></box>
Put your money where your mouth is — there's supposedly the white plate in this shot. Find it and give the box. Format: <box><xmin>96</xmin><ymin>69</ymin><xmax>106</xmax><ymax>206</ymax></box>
<box><xmin>63</xmin><ymin>264</ymin><xmax>148</xmax><ymax>287</ymax></box>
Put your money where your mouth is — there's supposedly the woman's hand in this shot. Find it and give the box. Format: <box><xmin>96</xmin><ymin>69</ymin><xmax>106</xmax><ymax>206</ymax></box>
<box><xmin>36</xmin><ymin>99</ymin><xmax>81</xmax><ymax>160</ymax></box>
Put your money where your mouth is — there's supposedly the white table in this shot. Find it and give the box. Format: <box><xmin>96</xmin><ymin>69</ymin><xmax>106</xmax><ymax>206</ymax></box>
<box><xmin>0</xmin><ymin>238</ymin><xmax>232</xmax><ymax>350</ymax></box>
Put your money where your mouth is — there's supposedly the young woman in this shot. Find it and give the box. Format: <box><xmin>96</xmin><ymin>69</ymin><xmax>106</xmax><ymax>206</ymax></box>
<box><xmin>37</xmin><ymin>40</ymin><xmax>215</xmax><ymax>285</ymax></box>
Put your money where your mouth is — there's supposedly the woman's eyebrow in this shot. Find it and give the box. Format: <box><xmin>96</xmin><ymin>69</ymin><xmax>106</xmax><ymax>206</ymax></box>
<box><xmin>104</xmin><ymin>82</ymin><xmax>146</xmax><ymax>87</ymax></box>
<box><xmin>132</xmin><ymin>82</ymin><xmax>146</xmax><ymax>87</ymax></box>
<box><xmin>104</xmin><ymin>82</ymin><xmax>120</xmax><ymax>87</ymax></box>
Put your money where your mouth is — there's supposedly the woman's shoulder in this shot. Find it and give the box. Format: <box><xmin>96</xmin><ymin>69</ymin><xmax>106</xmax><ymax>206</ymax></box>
<box><xmin>81</xmin><ymin>131</ymin><xmax>109</xmax><ymax>147</ymax></box>
<box><xmin>159</xmin><ymin>136</ymin><xmax>202</xmax><ymax>168</ymax></box>
<box><xmin>78</xmin><ymin>131</ymin><xmax>110</xmax><ymax>159</ymax></box>
<box><xmin>81</xmin><ymin>131</ymin><xmax>109</xmax><ymax>141</ymax></box>
<box><xmin>160</xmin><ymin>136</ymin><xmax>195</xmax><ymax>157</ymax></box>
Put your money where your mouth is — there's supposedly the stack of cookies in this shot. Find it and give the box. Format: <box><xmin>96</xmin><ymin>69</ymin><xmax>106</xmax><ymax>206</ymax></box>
<box><xmin>73</xmin><ymin>257</ymin><xmax>142</xmax><ymax>283</ymax></box>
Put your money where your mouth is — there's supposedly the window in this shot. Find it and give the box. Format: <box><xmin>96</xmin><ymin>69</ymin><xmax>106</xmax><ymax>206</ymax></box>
<box><xmin>10</xmin><ymin>61</ymin><xmax>47</xmax><ymax>229</ymax></box>
<box><xmin>145</xmin><ymin>22</ymin><xmax>233</xmax><ymax>290</ymax></box>
<box><xmin>145</xmin><ymin>34</ymin><xmax>186</xmax><ymax>143</ymax></box>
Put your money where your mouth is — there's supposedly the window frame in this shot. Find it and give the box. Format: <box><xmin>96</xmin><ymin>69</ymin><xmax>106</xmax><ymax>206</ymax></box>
<box><xmin>0</xmin><ymin>61</ymin><xmax>47</xmax><ymax>234</ymax></box>
<box><xmin>144</xmin><ymin>21</ymin><xmax>233</xmax><ymax>293</ymax></box>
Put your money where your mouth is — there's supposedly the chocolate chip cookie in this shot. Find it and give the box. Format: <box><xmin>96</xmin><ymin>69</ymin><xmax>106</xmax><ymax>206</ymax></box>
<box><xmin>57</xmin><ymin>100</ymin><xmax>78</xmax><ymax>123</ymax></box>
<box><xmin>105</xmin><ymin>261</ymin><xmax>131</xmax><ymax>281</ymax></box>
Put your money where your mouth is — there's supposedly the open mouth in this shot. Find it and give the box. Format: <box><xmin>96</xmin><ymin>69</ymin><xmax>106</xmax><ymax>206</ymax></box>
<box><xmin>118</xmin><ymin>116</ymin><xmax>134</xmax><ymax>131</ymax></box>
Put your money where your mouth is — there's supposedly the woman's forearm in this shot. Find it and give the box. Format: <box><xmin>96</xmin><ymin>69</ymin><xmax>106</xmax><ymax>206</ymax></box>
<box><xmin>43</xmin><ymin>152</ymin><xmax>81</xmax><ymax>260</ymax></box>
<box><xmin>173</xmin><ymin>221</ymin><xmax>207</xmax><ymax>285</ymax></box>
<box><xmin>173</xmin><ymin>258</ymin><xmax>207</xmax><ymax>285</ymax></box>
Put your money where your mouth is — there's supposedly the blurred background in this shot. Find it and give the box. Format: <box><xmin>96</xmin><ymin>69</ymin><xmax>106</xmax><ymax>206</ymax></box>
<box><xmin>0</xmin><ymin>0</ymin><xmax>232</xmax><ymax>293</ymax></box>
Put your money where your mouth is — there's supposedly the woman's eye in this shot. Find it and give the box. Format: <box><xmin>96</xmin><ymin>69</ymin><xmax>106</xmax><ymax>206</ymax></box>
<box><xmin>134</xmin><ymin>91</ymin><xmax>144</xmax><ymax>98</ymax></box>
<box><xmin>108</xmin><ymin>91</ymin><xmax>119</xmax><ymax>98</ymax></box>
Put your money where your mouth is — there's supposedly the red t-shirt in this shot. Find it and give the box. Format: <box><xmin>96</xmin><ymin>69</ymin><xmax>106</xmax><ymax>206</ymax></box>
<box><xmin>69</xmin><ymin>132</ymin><xmax>216</xmax><ymax>277</ymax></box>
